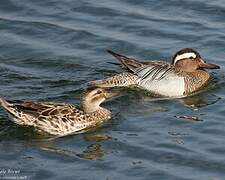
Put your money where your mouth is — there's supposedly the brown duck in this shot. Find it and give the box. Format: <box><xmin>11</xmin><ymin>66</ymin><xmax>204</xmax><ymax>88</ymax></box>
<box><xmin>0</xmin><ymin>88</ymin><xmax>116</xmax><ymax>136</ymax></box>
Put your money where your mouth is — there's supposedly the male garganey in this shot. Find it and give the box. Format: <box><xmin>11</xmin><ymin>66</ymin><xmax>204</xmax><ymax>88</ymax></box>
<box><xmin>0</xmin><ymin>88</ymin><xmax>116</xmax><ymax>136</ymax></box>
<box><xmin>90</xmin><ymin>48</ymin><xmax>220</xmax><ymax>97</ymax></box>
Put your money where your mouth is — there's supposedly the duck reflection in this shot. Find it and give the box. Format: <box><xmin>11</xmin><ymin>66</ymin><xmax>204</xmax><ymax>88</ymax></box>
<box><xmin>178</xmin><ymin>93</ymin><xmax>221</xmax><ymax>109</ymax></box>
<box><xmin>27</xmin><ymin>132</ymin><xmax>109</xmax><ymax>160</ymax></box>
<box><xmin>37</xmin><ymin>143</ymin><xmax>104</xmax><ymax>160</ymax></box>
<box><xmin>142</xmin><ymin>90</ymin><xmax>221</xmax><ymax>110</ymax></box>
<box><xmin>77</xmin><ymin>144</ymin><xmax>104</xmax><ymax>160</ymax></box>
<box><xmin>83</xmin><ymin>132</ymin><xmax>111</xmax><ymax>141</ymax></box>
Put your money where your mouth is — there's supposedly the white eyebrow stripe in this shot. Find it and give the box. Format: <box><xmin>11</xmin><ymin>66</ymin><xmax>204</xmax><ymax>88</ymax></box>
<box><xmin>174</xmin><ymin>52</ymin><xmax>196</xmax><ymax>64</ymax></box>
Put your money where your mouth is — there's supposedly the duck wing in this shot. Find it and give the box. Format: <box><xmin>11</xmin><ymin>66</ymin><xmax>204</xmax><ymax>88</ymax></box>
<box><xmin>0</xmin><ymin>98</ymin><xmax>77</xmax><ymax>125</ymax></box>
<box><xmin>134</xmin><ymin>63</ymin><xmax>178</xmax><ymax>81</ymax></box>
<box><xmin>90</xmin><ymin>50</ymin><xmax>180</xmax><ymax>89</ymax></box>
<box><xmin>89</xmin><ymin>62</ymin><xmax>179</xmax><ymax>89</ymax></box>
<box><xmin>107</xmin><ymin>50</ymin><xmax>165</xmax><ymax>72</ymax></box>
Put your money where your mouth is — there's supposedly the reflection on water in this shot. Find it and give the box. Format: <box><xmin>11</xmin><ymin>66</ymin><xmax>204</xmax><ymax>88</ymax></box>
<box><xmin>37</xmin><ymin>143</ymin><xmax>104</xmax><ymax>160</ymax></box>
<box><xmin>84</xmin><ymin>132</ymin><xmax>111</xmax><ymax>141</ymax></box>
<box><xmin>178</xmin><ymin>93</ymin><xmax>221</xmax><ymax>109</ymax></box>
<box><xmin>31</xmin><ymin>132</ymin><xmax>109</xmax><ymax>160</ymax></box>
<box><xmin>141</xmin><ymin>81</ymin><xmax>222</xmax><ymax>110</ymax></box>
<box><xmin>77</xmin><ymin>144</ymin><xmax>104</xmax><ymax>160</ymax></box>
<box><xmin>0</xmin><ymin>119</ymin><xmax>108</xmax><ymax>160</ymax></box>
<box><xmin>175</xmin><ymin>115</ymin><xmax>202</xmax><ymax>121</ymax></box>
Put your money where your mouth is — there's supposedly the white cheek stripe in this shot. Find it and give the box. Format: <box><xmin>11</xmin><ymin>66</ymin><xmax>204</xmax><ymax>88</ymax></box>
<box><xmin>174</xmin><ymin>52</ymin><xmax>196</xmax><ymax>64</ymax></box>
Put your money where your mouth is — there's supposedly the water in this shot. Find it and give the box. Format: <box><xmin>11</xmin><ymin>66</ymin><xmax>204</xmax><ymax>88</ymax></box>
<box><xmin>0</xmin><ymin>0</ymin><xmax>225</xmax><ymax>179</ymax></box>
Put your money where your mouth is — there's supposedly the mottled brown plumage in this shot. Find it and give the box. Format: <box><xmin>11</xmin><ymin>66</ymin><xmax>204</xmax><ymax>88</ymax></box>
<box><xmin>0</xmin><ymin>88</ymin><xmax>116</xmax><ymax>136</ymax></box>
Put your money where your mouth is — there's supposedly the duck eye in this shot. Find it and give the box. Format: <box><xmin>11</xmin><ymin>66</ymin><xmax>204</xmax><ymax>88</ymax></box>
<box><xmin>96</xmin><ymin>90</ymin><xmax>102</xmax><ymax>94</ymax></box>
<box><xmin>190</xmin><ymin>56</ymin><xmax>194</xmax><ymax>59</ymax></box>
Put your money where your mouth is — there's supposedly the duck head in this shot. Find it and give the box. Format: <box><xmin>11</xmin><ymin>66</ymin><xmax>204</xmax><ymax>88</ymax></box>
<box><xmin>172</xmin><ymin>48</ymin><xmax>220</xmax><ymax>72</ymax></box>
<box><xmin>80</xmin><ymin>88</ymin><xmax>117</xmax><ymax>113</ymax></box>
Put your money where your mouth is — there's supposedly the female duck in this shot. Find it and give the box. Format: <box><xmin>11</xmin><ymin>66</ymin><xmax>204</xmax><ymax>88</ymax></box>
<box><xmin>0</xmin><ymin>88</ymin><xmax>116</xmax><ymax>136</ymax></box>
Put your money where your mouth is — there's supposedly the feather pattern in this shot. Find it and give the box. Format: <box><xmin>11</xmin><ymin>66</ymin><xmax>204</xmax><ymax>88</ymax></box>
<box><xmin>134</xmin><ymin>63</ymin><xmax>181</xmax><ymax>81</ymax></box>
<box><xmin>0</xmin><ymin>88</ymin><xmax>113</xmax><ymax>136</ymax></box>
<box><xmin>90</xmin><ymin>49</ymin><xmax>219</xmax><ymax>97</ymax></box>
<box><xmin>132</xmin><ymin>63</ymin><xmax>185</xmax><ymax>97</ymax></box>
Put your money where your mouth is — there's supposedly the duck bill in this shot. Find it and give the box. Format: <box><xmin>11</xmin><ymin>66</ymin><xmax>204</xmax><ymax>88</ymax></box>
<box><xmin>199</xmin><ymin>61</ymin><xmax>220</xmax><ymax>69</ymax></box>
<box><xmin>104</xmin><ymin>91</ymin><xmax>119</xmax><ymax>99</ymax></box>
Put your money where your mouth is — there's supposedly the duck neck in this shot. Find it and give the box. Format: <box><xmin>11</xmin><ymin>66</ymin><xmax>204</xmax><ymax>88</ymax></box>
<box><xmin>80</xmin><ymin>100</ymin><xmax>101</xmax><ymax>114</ymax></box>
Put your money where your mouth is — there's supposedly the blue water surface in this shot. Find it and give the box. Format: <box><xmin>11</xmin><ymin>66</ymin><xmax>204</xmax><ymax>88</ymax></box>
<box><xmin>0</xmin><ymin>0</ymin><xmax>225</xmax><ymax>179</ymax></box>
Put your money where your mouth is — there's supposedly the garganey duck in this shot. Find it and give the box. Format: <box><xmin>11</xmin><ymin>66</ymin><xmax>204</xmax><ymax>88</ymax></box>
<box><xmin>90</xmin><ymin>48</ymin><xmax>220</xmax><ymax>97</ymax></box>
<box><xmin>0</xmin><ymin>88</ymin><xmax>116</xmax><ymax>136</ymax></box>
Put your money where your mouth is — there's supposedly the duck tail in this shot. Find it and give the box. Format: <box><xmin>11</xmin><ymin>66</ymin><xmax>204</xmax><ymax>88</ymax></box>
<box><xmin>0</xmin><ymin>97</ymin><xmax>9</xmax><ymax>108</ymax></box>
<box><xmin>88</xmin><ymin>72</ymin><xmax>138</xmax><ymax>88</ymax></box>
<box><xmin>0</xmin><ymin>98</ymin><xmax>17</xmax><ymax>115</ymax></box>
<box><xmin>106</xmin><ymin>50</ymin><xmax>143</xmax><ymax>72</ymax></box>
<box><xmin>0</xmin><ymin>97</ymin><xmax>16</xmax><ymax>117</ymax></box>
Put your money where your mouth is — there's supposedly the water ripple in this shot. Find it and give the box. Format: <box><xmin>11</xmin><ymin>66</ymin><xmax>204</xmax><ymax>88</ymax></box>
<box><xmin>0</xmin><ymin>0</ymin><xmax>225</xmax><ymax>180</ymax></box>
